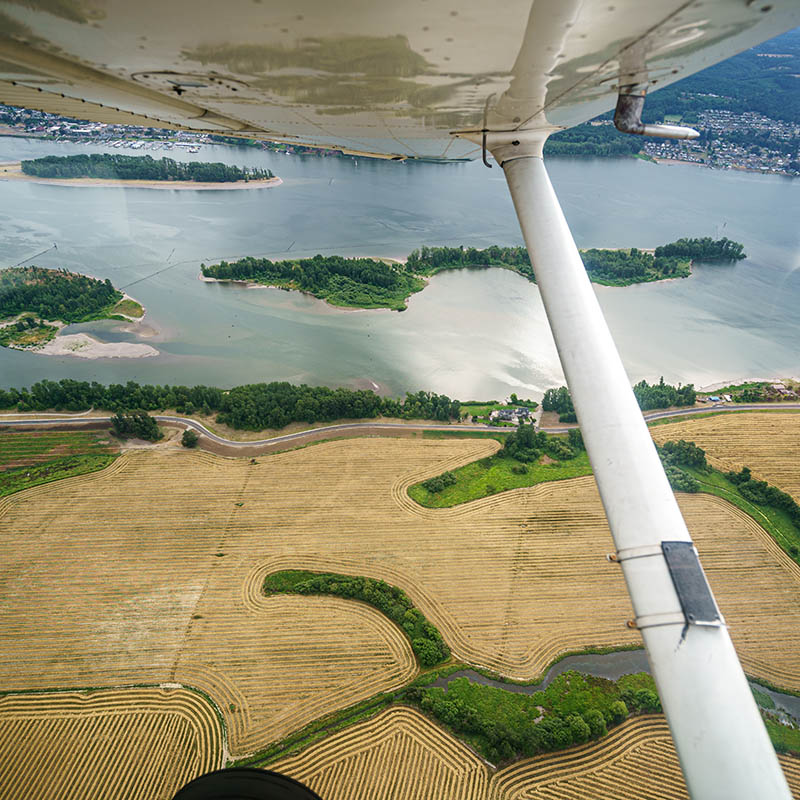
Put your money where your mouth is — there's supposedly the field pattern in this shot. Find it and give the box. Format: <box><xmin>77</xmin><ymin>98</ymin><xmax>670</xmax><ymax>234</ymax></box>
<box><xmin>0</xmin><ymin>687</ymin><xmax>222</xmax><ymax>800</ymax></box>
<box><xmin>651</xmin><ymin>412</ymin><xmax>800</xmax><ymax>500</ymax></box>
<box><xmin>272</xmin><ymin>706</ymin><xmax>490</xmax><ymax>800</ymax></box>
<box><xmin>0</xmin><ymin>430</ymin><xmax>115</xmax><ymax>469</ymax></box>
<box><xmin>274</xmin><ymin>709</ymin><xmax>800</xmax><ymax>800</ymax></box>
<box><xmin>3</xmin><ymin>436</ymin><xmax>800</xmax><ymax>769</ymax></box>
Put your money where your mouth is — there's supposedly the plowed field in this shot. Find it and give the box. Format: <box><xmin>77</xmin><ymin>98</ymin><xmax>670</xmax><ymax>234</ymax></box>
<box><xmin>0</xmin><ymin>687</ymin><xmax>222</xmax><ymax>800</ymax></box>
<box><xmin>274</xmin><ymin>709</ymin><xmax>800</xmax><ymax>800</ymax></box>
<box><xmin>651</xmin><ymin>412</ymin><xmax>800</xmax><ymax>500</ymax></box>
<box><xmin>3</xmin><ymin>435</ymin><xmax>800</xmax><ymax>786</ymax></box>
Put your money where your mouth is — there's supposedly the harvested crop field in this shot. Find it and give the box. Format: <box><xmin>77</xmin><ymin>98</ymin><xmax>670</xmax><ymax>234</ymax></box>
<box><xmin>651</xmin><ymin>412</ymin><xmax>800</xmax><ymax>500</ymax></box>
<box><xmin>274</xmin><ymin>710</ymin><xmax>800</xmax><ymax>799</ymax></box>
<box><xmin>2</xmin><ymin>436</ymin><xmax>800</xmax><ymax>767</ymax></box>
<box><xmin>273</xmin><ymin>706</ymin><xmax>489</xmax><ymax>799</ymax></box>
<box><xmin>0</xmin><ymin>687</ymin><xmax>222</xmax><ymax>800</ymax></box>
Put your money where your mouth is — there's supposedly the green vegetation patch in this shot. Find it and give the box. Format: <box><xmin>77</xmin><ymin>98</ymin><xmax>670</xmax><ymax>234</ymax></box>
<box><xmin>765</xmin><ymin>717</ymin><xmax>800</xmax><ymax>756</ymax></box>
<box><xmin>0</xmin><ymin>430</ymin><xmax>117</xmax><ymax>497</ymax></box>
<box><xmin>752</xmin><ymin>687</ymin><xmax>777</xmax><ymax>710</ymax></box>
<box><xmin>405</xmin><ymin>672</ymin><xmax>660</xmax><ymax>764</ymax></box>
<box><xmin>410</xmin><ymin>427</ymin><xmax>589</xmax><ymax>508</ymax></box>
<box><xmin>264</xmin><ymin>570</ymin><xmax>450</xmax><ymax>667</ymax></box>
<box><xmin>0</xmin><ymin>453</ymin><xmax>116</xmax><ymax>497</ymax></box>
<box><xmin>0</xmin><ymin>320</ymin><xmax>58</xmax><ymax>348</ymax></box>
<box><xmin>0</xmin><ymin>430</ymin><xmax>115</xmax><ymax>469</ymax></box>
<box><xmin>409</xmin><ymin>450</ymin><xmax>592</xmax><ymax>508</ymax></box>
<box><xmin>112</xmin><ymin>298</ymin><xmax>144</xmax><ymax>318</ymax></box>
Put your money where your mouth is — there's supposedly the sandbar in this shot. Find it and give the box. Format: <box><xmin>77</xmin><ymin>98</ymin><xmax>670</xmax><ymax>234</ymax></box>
<box><xmin>36</xmin><ymin>332</ymin><xmax>158</xmax><ymax>359</ymax></box>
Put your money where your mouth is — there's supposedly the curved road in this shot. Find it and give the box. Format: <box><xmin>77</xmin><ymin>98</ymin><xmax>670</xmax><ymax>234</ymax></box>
<box><xmin>2</xmin><ymin>403</ymin><xmax>799</xmax><ymax>449</ymax></box>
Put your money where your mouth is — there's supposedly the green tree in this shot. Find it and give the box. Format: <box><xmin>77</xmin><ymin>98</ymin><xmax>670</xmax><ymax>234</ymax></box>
<box><xmin>181</xmin><ymin>429</ymin><xmax>199</xmax><ymax>448</ymax></box>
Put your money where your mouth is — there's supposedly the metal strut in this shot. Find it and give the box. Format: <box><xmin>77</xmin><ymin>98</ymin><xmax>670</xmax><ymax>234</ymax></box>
<box><xmin>495</xmin><ymin>145</ymin><xmax>790</xmax><ymax>800</ymax></box>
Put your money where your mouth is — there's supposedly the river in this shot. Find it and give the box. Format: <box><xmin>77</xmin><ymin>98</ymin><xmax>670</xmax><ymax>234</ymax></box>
<box><xmin>0</xmin><ymin>138</ymin><xmax>798</xmax><ymax>398</ymax></box>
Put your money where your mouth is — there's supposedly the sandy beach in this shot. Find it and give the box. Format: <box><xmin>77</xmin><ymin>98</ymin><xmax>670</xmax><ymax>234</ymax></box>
<box><xmin>0</xmin><ymin>162</ymin><xmax>282</xmax><ymax>191</ymax></box>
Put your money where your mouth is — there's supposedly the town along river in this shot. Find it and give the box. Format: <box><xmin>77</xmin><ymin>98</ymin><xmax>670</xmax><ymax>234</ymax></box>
<box><xmin>0</xmin><ymin>137</ymin><xmax>798</xmax><ymax>398</ymax></box>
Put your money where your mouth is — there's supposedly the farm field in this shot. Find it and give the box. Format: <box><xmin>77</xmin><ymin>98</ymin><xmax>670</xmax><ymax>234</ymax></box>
<box><xmin>2</xmin><ymin>437</ymin><xmax>800</xmax><ymax>748</ymax></box>
<box><xmin>0</xmin><ymin>687</ymin><xmax>223</xmax><ymax>800</ymax></box>
<box><xmin>651</xmin><ymin>412</ymin><xmax>800</xmax><ymax>501</ymax></box>
<box><xmin>273</xmin><ymin>708</ymin><xmax>800</xmax><ymax>799</ymax></box>
<box><xmin>0</xmin><ymin>429</ymin><xmax>117</xmax><ymax>496</ymax></box>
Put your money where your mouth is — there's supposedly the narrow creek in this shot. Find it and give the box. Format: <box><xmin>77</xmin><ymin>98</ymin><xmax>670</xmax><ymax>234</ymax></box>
<box><xmin>431</xmin><ymin>649</ymin><xmax>800</xmax><ymax>722</ymax></box>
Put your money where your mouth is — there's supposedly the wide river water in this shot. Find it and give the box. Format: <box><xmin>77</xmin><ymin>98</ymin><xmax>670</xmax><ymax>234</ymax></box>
<box><xmin>0</xmin><ymin>138</ymin><xmax>798</xmax><ymax>398</ymax></box>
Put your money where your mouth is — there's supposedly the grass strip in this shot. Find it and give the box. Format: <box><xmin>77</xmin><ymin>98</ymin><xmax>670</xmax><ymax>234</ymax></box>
<box><xmin>408</xmin><ymin>450</ymin><xmax>591</xmax><ymax>508</ymax></box>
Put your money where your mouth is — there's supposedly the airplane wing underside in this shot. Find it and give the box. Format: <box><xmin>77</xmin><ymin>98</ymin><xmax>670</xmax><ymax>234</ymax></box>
<box><xmin>0</xmin><ymin>0</ymin><xmax>797</xmax><ymax>159</ymax></box>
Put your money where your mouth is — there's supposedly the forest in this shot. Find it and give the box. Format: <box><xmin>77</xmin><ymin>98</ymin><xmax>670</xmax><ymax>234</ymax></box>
<box><xmin>20</xmin><ymin>154</ymin><xmax>274</xmax><ymax>182</ymax></box>
<box><xmin>0</xmin><ymin>267</ymin><xmax>121</xmax><ymax>323</ymax></box>
<box><xmin>201</xmin><ymin>254</ymin><xmax>424</xmax><ymax>310</ymax></box>
<box><xmin>0</xmin><ymin>379</ymin><xmax>461</xmax><ymax>429</ymax></box>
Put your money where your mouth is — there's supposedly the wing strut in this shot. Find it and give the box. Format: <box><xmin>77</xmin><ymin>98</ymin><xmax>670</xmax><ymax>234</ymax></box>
<box><xmin>493</xmin><ymin>140</ymin><xmax>790</xmax><ymax>799</ymax></box>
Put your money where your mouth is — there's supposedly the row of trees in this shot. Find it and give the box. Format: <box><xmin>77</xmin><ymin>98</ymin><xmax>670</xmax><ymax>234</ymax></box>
<box><xmin>0</xmin><ymin>267</ymin><xmax>121</xmax><ymax>324</ymax></box>
<box><xmin>657</xmin><ymin>439</ymin><xmax>708</xmax><ymax>493</ymax></box>
<box><xmin>653</xmin><ymin>237</ymin><xmax>746</xmax><ymax>262</ymax></box>
<box><xmin>21</xmin><ymin>154</ymin><xmax>273</xmax><ymax>182</ymax></box>
<box><xmin>0</xmin><ymin>379</ymin><xmax>461</xmax><ymax>429</ymax></box>
<box><xmin>542</xmin><ymin>379</ymin><xmax>697</xmax><ymax>422</ymax></box>
<box><xmin>265</xmin><ymin>572</ymin><xmax>449</xmax><ymax>667</ymax></box>
<box><xmin>405</xmin><ymin>672</ymin><xmax>660</xmax><ymax>765</ymax></box>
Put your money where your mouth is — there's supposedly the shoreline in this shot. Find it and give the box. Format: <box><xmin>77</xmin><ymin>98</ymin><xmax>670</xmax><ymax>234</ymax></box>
<box><xmin>197</xmin><ymin>250</ymin><xmax>689</xmax><ymax>313</ymax></box>
<box><xmin>650</xmin><ymin>155</ymin><xmax>795</xmax><ymax>179</ymax></box>
<box><xmin>1</xmin><ymin>292</ymin><xmax>159</xmax><ymax>359</ymax></box>
<box><xmin>0</xmin><ymin>162</ymin><xmax>282</xmax><ymax>191</ymax></box>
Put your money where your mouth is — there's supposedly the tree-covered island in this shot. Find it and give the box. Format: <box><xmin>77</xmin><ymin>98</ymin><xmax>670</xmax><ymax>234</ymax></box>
<box><xmin>0</xmin><ymin>266</ymin><xmax>142</xmax><ymax>350</ymax></box>
<box><xmin>201</xmin><ymin>237</ymin><xmax>746</xmax><ymax>309</ymax></box>
<box><xmin>20</xmin><ymin>153</ymin><xmax>274</xmax><ymax>183</ymax></box>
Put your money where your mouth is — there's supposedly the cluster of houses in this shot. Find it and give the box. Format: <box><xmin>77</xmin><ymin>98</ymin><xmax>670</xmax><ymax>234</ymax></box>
<box><xmin>641</xmin><ymin>109</ymin><xmax>799</xmax><ymax>176</ymax></box>
<box><xmin>768</xmin><ymin>382</ymin><xmax>799</xmax><ymax>399</ymax></box>
<box><xmin>489</xmin><ymin>407</ymin><xmax>533</xmax><ymax>424</ymax></box>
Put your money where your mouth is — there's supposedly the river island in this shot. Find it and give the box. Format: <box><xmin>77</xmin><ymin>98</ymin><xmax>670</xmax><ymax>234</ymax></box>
<box><xmin>0</xmin><ymin>153</ymin><xmax>281</xmax><ymax>191</ymax></box>
<box><xmin>0</xmin><ymin>266</ymin><xmax>156</xmax><ymax>358</ymax></box>
<box><xmin>200</xmin><ymin>237</ymin><xmax>746</xmax><ymax>311</ymax></box>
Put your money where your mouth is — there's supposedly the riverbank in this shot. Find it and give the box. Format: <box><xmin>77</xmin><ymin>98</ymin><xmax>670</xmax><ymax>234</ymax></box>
<box><xmin>0</xmin><ymin>162</ymin><xmax>282</xmax><ymax>191</ymax></box>
<box><xmin>0</xmin><ymin>284</ymin><xmax>156</xmax><ymax>359</ymax></box>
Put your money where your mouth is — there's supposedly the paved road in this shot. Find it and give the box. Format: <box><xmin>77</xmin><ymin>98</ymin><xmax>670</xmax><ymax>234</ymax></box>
<box><xmin>2</xmin><ymin>403</ymin><xmax>800</xmax><ymax>449</ymax></box>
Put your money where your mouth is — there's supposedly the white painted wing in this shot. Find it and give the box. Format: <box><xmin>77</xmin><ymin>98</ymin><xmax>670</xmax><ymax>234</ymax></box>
<box><xmin>0</xmin><ymin>0</ymin><xmax>797</xmax><ymax>158</ymax></box>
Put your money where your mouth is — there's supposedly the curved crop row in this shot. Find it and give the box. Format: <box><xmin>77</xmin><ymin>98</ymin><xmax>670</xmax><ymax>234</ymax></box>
<box><xmin>0</xmin><ymin>687</ymin><xmax>223</xmax><ymax>800</ymax></box>
<box><xmin>273</xmin><ymin>710</ymin><xmax>800</xmax><ymax>799</ymax></box>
